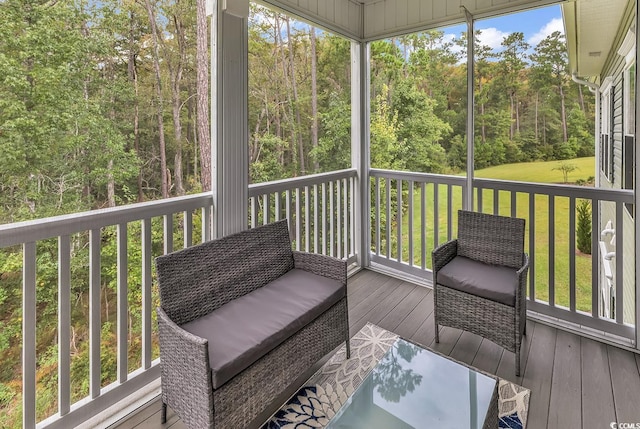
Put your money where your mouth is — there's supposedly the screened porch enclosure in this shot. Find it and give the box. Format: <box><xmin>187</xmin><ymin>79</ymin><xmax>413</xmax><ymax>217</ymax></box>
<box><xmin>1</xmin><ymin>0</ymin><xmax>639</xmax><ymax>428</ymax></box>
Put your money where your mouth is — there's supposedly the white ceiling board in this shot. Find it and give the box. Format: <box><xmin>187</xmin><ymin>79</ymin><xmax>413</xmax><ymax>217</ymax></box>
<box><xmin>362</xmin><ymin>0</ymin><xmax>564</xmax><ymax>40</ymax></box>
<box><xmin>564</xmin><ymin>0</ymin><xmax>630</xmax><ymax>77</ymax></box>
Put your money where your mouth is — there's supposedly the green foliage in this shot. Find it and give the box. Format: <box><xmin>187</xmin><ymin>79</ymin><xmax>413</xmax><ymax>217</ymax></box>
<box><xmin>311</xmin><ymin>94</ymin><xmax>351</xmax><ymax>171</ymax></box>
<box><xmin>0</xmin><ymin>384</ymin><xmax>13</xmax><ymax>408</ymax></box>
<box><xmin>370</xmin><ymin>85</ymin><xmax>407</xmax><ymax>170</ymax></box>
<box><xmin>552</xmin><ymin>161</ymin><xmax>579</xmax><ymax>183</ymax></box>
<box><xmin>576</xmin><ymin>200</ymin><xmax>592</xmax><ymax>254</ymax></box>
<box><xmin>447</xmin><ymin>135</ymin><xmax>467</xmax><ymax>171</ymax></box>
<box><xmin>250</xmin><ymin>134</ymin><xmax>289</xmax><ymax>183</ymax></box>
<box><xmin>391</xmin><ymin>79</ymin><xmax>451</xmax><ymax>173</ymax></box>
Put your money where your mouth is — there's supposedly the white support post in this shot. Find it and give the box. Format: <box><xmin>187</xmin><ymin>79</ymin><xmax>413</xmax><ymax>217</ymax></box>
<box><xmin>464</xmin><ymin>7</ymin><xmax>475</xmax><ymax>211</ymax></box>
<box><xmin>211</xmin><ymin>0</ymin><xmax>249</xmax><ymax>238</ymax></box>
<box><xmin>634</xmin><ymin>5</ymin><xmax>639</xmax><ymax>350</ymax></box>
<box><xmin>351</xmin><ymin>41</ymin><xmax>371</xmax><ymax>268</ymax></box>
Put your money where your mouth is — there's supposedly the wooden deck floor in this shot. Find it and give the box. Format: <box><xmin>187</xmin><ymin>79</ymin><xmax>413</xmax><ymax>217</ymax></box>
<box><xmin>113</xmin><ymin>269</ymin><xmax>640</xmax><ymax>429</ymax></box>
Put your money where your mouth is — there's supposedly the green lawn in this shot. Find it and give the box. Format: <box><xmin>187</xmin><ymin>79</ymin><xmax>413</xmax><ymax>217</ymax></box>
<box><xmin>380</xmin><ymin>157</ymin><xmax>596</xmax><ymax>313</ymax></box>
<box><xmin>474</xmin><ymin>156</ymin><xmax>596</xmax><ymax>183</ymax></box>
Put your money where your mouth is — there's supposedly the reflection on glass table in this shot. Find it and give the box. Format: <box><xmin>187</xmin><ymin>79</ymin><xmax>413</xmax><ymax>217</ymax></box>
<box><xmin>326</xmin><ymin>339</ymin><xmax>497</xmax><ymax>429</ymax></box>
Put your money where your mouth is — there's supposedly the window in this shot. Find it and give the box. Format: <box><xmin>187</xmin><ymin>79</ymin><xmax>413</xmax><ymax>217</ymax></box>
<box><xmin>600</xmin><ymin>84</ymin><xmax>613</xmax><ymax>182</ymax></box>
<box><xmin>623</xmin><ymin>63</ymin><xmax>635</xmax><ymax>216</ymax></box>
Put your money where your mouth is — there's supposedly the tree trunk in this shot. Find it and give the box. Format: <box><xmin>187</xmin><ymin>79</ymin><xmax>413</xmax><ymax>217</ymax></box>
<box><xmin>107</xmin><ymin>159</ymin><xmax>116</xmax><ymax>207</ymax></box>
<box><xmin>535</xmin><ymin>91</ymin><xmax>539</xmax><ymax>141</ymax></box>
<box><xmin>196</xmin><ymin>0</ymin><xmax>211</xmax><ymax>191</ymax></box>
<box><xmin>170</xmin><ymin>12</ymin><xmax>186</xmax><ymax>196</ymax></box>
<box><xmin>578</xmin><ymin>83</ymin><xmax>585</xmax><ymax>112</ymax></box>
<box><xmin>559</xmin><ymin>84</ymin><xmax>568</xmax><ymax>142</ymax></box>
<box><xmin>288</xmin><ymin>22</ymin><xmax>304</xmax><ymax>175</ymax></box>
<box><xmin>276</xmin><ymin>16</ymin><xmax>297</xmax><ymax>174</ymax></box>
<box><xmin>143</xmin><ymin>0</ymin><xmax>168</xmax><ymax>198</ymax></box>
<box><xmin>128</xmin><ymin>11</ymin><xmax>143</xmax><ymax>202</ymax></box>
<box><xmin>515</xmin><ymin>94</ymin><xmax>520</xmax><ymax>135</ymax></box>
<box><xmin>509</xmin><ymin>92</ymin><xmax>515</xmax><ymax>140</ymax></box>
<box><xmin>272</xmin><ymin>23</ymin><xmax>281</xmax><ymax>140</ymax></box>
<box><xmin>310</xmin><ymin>27</ymin><xmax>319</xmax><ymax>172</ymax></box>
<box><xmin>478</xmin><ymin>77</ymin><xmax>486</xmax><ymax>144</ymax></box>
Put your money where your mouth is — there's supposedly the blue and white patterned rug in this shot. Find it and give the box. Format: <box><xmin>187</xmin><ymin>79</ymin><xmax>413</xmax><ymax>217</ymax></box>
<box><xmin>263</xmin><ymin>323</ymin><xmax>529</xmax><ymax>429</ymax></box>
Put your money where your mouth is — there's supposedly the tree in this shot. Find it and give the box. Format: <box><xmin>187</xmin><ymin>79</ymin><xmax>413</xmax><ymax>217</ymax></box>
<box><xmin>553</xmin><ymin>162</ymin><xmax>578</xmax><ymax>183</ymax></box>
<box><xmin>472</xmin><ymin>31</ymin><xmax>496</xmax><ymax>144</ymax></box>
<box><xmin>531</xmin><ymin>31</ymin><xmax>570</xmax><ymax>143</ymax></box>
<box><xmin>310</xmin><ymin>27</ymin><xmax>319</xmax><ymax>172</ymax></box>
<box><xmin>391</xmin><ymin>79</ymin><xmax>450</xmax><ymax>173</ymax></box>
<box><xmin>196</xmin><ymin>0</ymin><xmax>211</xmax><ymax>191</ymax></box>
<box><xmin>143</xmin><ymin>0</ymin><xmax>169</xmax><ymax>198</ymax></box>
<box><xmin>576</xmin><ymin>200</ymin><xmax>592</xmax><ymax>254</ymax></box>
<box><xmin>499</xmin><ymin>32</ymin><xmax>529</xmax><ymax>139</ymax></box>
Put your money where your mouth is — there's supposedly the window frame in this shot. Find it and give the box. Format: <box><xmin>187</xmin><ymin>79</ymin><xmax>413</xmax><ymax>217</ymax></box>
<box><xmin>600</xmin><ymin>80</ymin><xmax>613</xmax><ymax>183</ymax></box>
<box><xmin>623</xmin><ymin>61</ymin><xmax>635</xmax><ymax>217</ymax></box>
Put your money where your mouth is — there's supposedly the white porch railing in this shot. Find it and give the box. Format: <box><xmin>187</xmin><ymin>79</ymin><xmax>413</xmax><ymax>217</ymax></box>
<box><xmin>369</xmin><ymin>169</ymin><xmax>467</xmax><ymax>277</ymax></box>
<box><xmin>474</xmin><ymin>178</ymin><xmax>634</xmax><ymax>340</ymax></box>
<box><xmin>1</xmin><ymin>167</ymin><xmax>635</xmax><ymax>428</ymax></box>
<box><xmin>370</xmin><ymin>169</ymin><xmax>635</xmax><ymax>342</ymax></box>
<box><xmin>0</xmin><ymin>170</ymin><xmax>359</xmax><ymax>428</ymax></box>
<box><xmin>249</xmin><ymin>168</ymin><xmax>358</xmax><ymax>263</ymax></box>
<box><xmin>0</xmin><ymin>194</ymin><xmax>214</xmax><ymax>429</ymax></box>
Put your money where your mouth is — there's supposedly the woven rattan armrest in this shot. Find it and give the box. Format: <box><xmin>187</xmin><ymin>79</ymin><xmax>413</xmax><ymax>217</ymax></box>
<box><xmin>157</xmin><ymin>307</ymin><xmax>209</xmax><ymax>348</ymax></box>
<box><xmin>515</xmin><ymin>253</ymin><xmax>530</xmax><ymax>299</ymax></box>
<box><xmin>292</xmin><ymin>251</ymin><xmax>347</xmax><ymax>285</ymax></box>
<box><xmin>432</xmin><ymin>239</ymin><xmax>458</xmax><ymax>273</ymax></box>
<box><xmin>516</xmin><ymin>254</ymin><xmax>530</xmax><ymax>278</ymax></box>
<box><xmin>516</xmin><ymin>253</ymin><xmax>529</xmax><ymax>302</ymax></box>
<box><xmin>157</xmin><ymin>307</ymin><xmax>214</xmax><ymax>428</ymax></box>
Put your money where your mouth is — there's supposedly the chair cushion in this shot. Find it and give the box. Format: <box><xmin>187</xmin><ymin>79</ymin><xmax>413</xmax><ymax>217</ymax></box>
<box><xmin>437</xmin><ymin>256</ymin><xmax>518</xmax><ymax>306</ymax></box>
<box><xmin>181</xmin><ymin>268</ymin><xmax>346</xmax><ymax>389</ymax></box>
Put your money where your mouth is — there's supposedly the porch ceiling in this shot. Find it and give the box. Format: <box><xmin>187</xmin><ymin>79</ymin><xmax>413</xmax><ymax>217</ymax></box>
<box><xmin>562</xmin><ymin>0</ymin><xmax>630</xmax><ymax>79</ymax></box>
<box><xmin>263</xmin><ymin>0</ymin><xmax>567</xmax><ymax>42</ymax></box>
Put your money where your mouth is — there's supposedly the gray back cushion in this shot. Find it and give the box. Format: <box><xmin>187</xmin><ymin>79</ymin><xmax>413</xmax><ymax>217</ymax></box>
<box><xmin>457</xmin><ymin>210</ymin><xmax>525</xmax><ymax>269</ymax></box>
<box><xmin>156</xmin><ymin>219</ymin><xmax>294</xmax><ymax>326</ymax></box>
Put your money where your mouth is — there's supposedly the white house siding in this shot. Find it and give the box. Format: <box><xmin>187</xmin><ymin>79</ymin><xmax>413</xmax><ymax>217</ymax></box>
<box><xmin>597</xmin><ymin>0</ymin><xmax>635</xmax><ymax>324</ymax></box>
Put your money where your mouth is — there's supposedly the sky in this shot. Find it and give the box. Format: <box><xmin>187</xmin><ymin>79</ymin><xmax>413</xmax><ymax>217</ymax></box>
<box><xmin>444</xmin><ymin>5</ymin><xmax>564</xmax><ymax>52</ymax></box>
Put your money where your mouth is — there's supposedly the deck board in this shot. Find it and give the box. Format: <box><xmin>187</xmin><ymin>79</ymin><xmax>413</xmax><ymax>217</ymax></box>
<box><xmin>392</xmin><ymin>288</ymin><xmax>433</xmax><ymax>340</ymax></box>
<box><xmin>495</xmin><ymin>319</ymin><xmax>535</xmax><ymax>386</ymax></box>
<box><xmin>581</xmin><ymin>337</ymin><xmax>617</xmax><ymax>428</ymax></box>
<box><xmin>547</xmin><ymin>329</ymin><xmax>582</xmax><ymax>429</ymax></box>
<box><xmin>608</xmin><ymin>344</ymin><xmax>640</xmax><ymax>423</ymax></box>
<box><xmin>111</xmin><ymin>269</ymin><xmax>640</xmax><ymax>429</ymax></box>
<box><xmin>471</xmin><ymin>338</ymin><xmax>504</xmax><ymax>375</ymax></box>
<box><xmin>449</xmin><ymin>331</ymin><xmax>483</xmax><ymax>366</ymax></box>
<box><xmin>520</xmin><ymin>323</ymin><xmax>556</xmax><ymax>429</ymax></box>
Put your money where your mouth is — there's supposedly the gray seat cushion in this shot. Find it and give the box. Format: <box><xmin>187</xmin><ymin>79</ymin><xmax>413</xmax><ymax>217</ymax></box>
<box><xmin>181</xmin><ymin>268</ymin><xmax>345</xmax><ymax>389</ymax></box>
<box><xmin>437</xmin><ymin>256</ymin><xmax>518</xmax><ymax>306</ymax></box>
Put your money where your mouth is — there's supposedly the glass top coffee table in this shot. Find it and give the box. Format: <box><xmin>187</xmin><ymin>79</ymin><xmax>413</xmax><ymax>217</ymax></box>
<box><xmin>326</xmin><ymin>338</ymin><xmax>498</xmax><ymax>429</ymax></box>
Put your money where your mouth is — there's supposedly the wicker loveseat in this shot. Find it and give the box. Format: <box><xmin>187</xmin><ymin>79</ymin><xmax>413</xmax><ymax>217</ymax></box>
<box><xmin>155</xmin><ymin>219</ymin><xmax>350</xmax><ymax>429</ymax></box>
<box><xmin>432</xmin><ymin>210</ymin><xmax>529</xmax><ymax>375</ymax></box>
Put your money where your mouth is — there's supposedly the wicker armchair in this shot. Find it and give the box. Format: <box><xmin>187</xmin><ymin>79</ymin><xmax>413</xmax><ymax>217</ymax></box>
<box><xmin>432</xmin><ymin>210</ymin><xmax>529</xmax><ymax>375</ymax></box>
<box><xmin>155</xmin><ymin>220</ymin><xmax>350</xmax><ymax>428</ymax></box>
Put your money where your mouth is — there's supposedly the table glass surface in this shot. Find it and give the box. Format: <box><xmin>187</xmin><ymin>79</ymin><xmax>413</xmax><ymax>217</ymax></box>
<box><xmin>326</xmin><ymin>338</ymin><xmax>496</xmax><ymax>429</ymax></box>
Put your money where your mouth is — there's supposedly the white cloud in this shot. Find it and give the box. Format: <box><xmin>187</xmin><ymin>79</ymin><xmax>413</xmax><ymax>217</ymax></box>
<box><xmin>528</xmin><ymin>17</ymin><xmax>564</xmax><ymax>46</ymax></box>
<box><xmin>476</xmin><ymin>27</ymin><xmax>510</xmax><ymax>50</ymax></box>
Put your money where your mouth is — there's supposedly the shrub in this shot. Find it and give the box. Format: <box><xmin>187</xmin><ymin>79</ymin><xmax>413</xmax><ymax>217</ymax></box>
<box><xmin>576</xmin><ymin>200</ymin><xmax>592</xmax><ymax>254</ymax></box>
<box><xmin>0</xmin><ymin>383</ymin><xmax>14</xmax><ymax>407</ymax></box>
